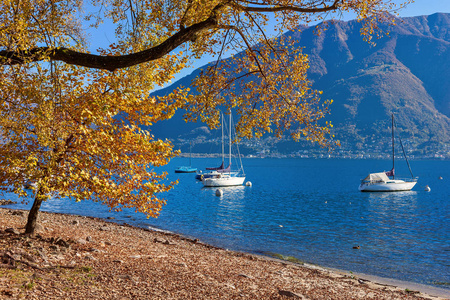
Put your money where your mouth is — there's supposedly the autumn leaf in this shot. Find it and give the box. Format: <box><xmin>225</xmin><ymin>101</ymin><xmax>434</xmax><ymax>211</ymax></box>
<box><xmin>0</xmin><ymin>0</ymin><xmax>411</xmax><ymax>234</ymax></box>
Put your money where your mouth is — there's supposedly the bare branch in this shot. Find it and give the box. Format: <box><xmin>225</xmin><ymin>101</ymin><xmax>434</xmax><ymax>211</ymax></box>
<box><xmin>0</xmin><ymin>16</ymin><xmax>218</xmax><ymax>71</ymax></box>
<box><xmin>0</xmin><ymin>1</ymin><xmax>347</xmax><ymax>71</ymax></box>
<box><xmin>232</xmin><ymin>0</ymin><xmax>341</xmax><ymax>13</ymax></box>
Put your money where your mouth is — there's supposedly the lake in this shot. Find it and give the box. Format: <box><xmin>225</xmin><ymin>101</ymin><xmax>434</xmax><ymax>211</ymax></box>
<box><xmin>3</xmin><ymin>158</ymin><xmax>449</xmax><ymax>290</ymax></box>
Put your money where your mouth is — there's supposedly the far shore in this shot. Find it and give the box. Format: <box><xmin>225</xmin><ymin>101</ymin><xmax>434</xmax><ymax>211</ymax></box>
<box><xmin>1</xmin><ymin>207</ymin><xmax>449</xmax><ymax>299</ymax></box>
<box><xmin>176</xmin><ymin>152</ymin><xmax>450</xmax><ymax>160</ymax></box>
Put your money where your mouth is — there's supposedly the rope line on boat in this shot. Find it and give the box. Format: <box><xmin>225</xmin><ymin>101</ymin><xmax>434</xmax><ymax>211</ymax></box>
<box><xmin>393</xmin><ymin>116</ymin><xmax>415</xmax><ymax>178</ymax></box>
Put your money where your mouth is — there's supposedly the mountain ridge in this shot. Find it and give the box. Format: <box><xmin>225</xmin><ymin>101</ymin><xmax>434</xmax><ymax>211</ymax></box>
<box><xmin>150</xmin><ymin>13</ymin><xmax>450</xmax><ymax>157</ymax></box>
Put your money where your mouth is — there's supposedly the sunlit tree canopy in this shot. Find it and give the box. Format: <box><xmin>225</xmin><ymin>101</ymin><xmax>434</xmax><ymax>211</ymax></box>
<box><xmin>0</xmin><ymin>0</ymin><xmax>411</xmax><ymax>233</ymax></box>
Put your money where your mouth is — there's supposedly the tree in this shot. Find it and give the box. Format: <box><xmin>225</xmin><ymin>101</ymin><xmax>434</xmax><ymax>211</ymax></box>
<box><xmin>0</xmin><ymin>0</ymin><xmax>411</xmax><ymax>234</ymax></box>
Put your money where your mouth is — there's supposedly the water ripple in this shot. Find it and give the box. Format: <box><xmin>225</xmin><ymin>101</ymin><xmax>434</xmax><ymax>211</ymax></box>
<box><xmin>3</xmin><ymin>158</ymin><xmax>449</xmax><ymax>289</ymax></box>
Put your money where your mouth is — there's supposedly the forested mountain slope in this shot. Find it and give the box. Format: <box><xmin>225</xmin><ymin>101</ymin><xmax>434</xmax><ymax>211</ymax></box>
<box><xmin>151</xmin><ymin>13</ymin><xmax>450</xmax><ymax>156</ymax></box>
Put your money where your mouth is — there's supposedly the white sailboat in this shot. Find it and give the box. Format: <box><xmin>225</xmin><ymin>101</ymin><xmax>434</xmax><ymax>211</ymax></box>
<box><xmin>195</xmin><ymin>113</ymin><xmax>231</xmax><ymax>180</ymax></box>
<box><xmin>202</xmin><ymin>112</ymin><xmax>245</xmax><ymax>187</ymax></box>
<box><xmin>359</xmin><ymin>114</ymin><xmax>418</xmax><ymax>192</ymax></box>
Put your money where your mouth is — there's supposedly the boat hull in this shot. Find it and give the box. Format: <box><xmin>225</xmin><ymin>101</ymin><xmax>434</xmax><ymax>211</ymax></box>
<box><xmin>202</xmin><ymin>175</ymin><xmax>245</xmax><ymax>187</ymax></box>
<box><xmin>196</xmin><ymin>171</ymin><xmax>238</xmax><ymax>180</ymax></box>
<box><xmin>175</xmin><ymin>167</ymin><xmax>197</xmax><ymax>173</ymax></box>
<box><xmin>359</xmin><ymin>180</ymin><xmax>417</xmax><ymax>192</ymax></box>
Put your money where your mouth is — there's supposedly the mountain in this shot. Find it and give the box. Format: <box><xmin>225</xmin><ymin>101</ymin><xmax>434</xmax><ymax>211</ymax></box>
<box><xmin>150</xmin><ymin>13</ymin><xmax>450</xmax><ymax>157</ymax></box>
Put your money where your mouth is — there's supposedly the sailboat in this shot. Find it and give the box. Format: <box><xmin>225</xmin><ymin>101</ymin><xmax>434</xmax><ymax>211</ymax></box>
<box><xmin>359</xmin><ymin>114</ymin><xmax>418</xmax><ymax>192</ymax></box>
<box><xmin>202</xmin><ymin>112</ymin><xmax>245</xmax><ymax>187</ymax></box>
<box><xmin>175</xmin><ymin>142</ymin><xmax>197</xmax><ymax>173</ymax></box>
<box><xmin>195</xmin><ymin>113</ymin><xmax>234</xmax><ymax>180</ymax></box>
<box><xmin>195</xmin><ymin>162</ymin><xmax>232</xmax><ymax>180</ymax></box>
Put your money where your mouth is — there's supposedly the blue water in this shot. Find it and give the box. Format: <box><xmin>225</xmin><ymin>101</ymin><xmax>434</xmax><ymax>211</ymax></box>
<box><xmin>2</xmin><ymin>158</ymin><xmax>449</xmax><ymax>289</ymax></box>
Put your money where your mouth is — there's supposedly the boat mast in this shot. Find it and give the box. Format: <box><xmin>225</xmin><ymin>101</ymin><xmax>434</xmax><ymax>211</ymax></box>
<box><xmin>221</xmin><ymin>113</ymin><xmax>224</xmax><ymax>166</ymax></box>
<box><xmin>393</xmin><ymin>116</ymin><xmax>415</xmax><ymax>179</ymax></box>
<box><xmin>229</xmin><ymin>111</ymin><xmax>232</xmax><ymax>171</ymax></box>
<box><xmin>189</xmin><ymin>141</ymin><xmax>192</xmax><ymax>167</ymax></box>
<box><xmin>391</xmin><ymin>114</ymin><xmax>395</xmax><ymax>179</ymax></box>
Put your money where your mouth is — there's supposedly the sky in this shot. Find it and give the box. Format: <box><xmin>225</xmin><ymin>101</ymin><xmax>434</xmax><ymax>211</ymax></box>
<box><xmin>173</xmin><ymin>0</ymin><xmax>450</xmax><ymax>82</ymax></box>
<box><xmin>87</xmin><ymin>0</ymin><xmax>450</xmax><ymax>84</ymax></box>
<box><xmin>392</xmin><ymin>0</ymin><xmax>450</xmax><ymax>17</ymax></box>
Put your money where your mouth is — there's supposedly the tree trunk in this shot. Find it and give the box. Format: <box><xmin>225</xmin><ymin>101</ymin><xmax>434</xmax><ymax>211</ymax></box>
<box><xmin>25</xmin><ymin>191</ymin><xmax>45</xmax><ymax>235</ymax></box>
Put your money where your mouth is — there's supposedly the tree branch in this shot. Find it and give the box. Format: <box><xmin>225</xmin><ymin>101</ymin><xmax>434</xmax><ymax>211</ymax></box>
<box><xmin>0</xmin><ymin>1</ymin><xmax>343</xmax><ymax>71</ymax></box>
<box><xmin>232</xmin><ymin>0</ymin><xmax>341</xmax><ymax>13</ymax></box>
<box><xmin>0</xmin><ymin>16</ymin><xmax>218</xmax><ymax>71</ymax></box>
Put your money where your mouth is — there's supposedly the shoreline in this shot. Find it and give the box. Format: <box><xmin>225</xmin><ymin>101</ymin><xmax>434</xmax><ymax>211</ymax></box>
<box><xmin>176</xmin><ymin>154</ymin><xmax>450</xmax><ymax>161</ymax></box>
<box><xmin>1</xmin><ymin>207</ymin><xmax>449</xmax><ymax>299</ymax></box>
<box><xmin>307</xmin><ymin>264</ymin><xmax>450</xmax><ymax>299</ymax></box>
<box><xmin>116</xmin><ymin>213</ymin><xmax>450</xmax><ymax>298</ymax></box>
<box><xmin>141</xmin><ymin>224</ymin><xmax>450</xmax><ymax>298</ymax></box>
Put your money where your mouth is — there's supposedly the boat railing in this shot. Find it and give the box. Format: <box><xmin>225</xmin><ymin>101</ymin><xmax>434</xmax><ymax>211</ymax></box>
<box><xmin>361</xmin><ymin>179</ymin><xmax>384</xmax><ymax>185</ymax></box>
<box><xmin>395</xmin><ymin>177</ymin><xmax>418</xmax><ymax>182</ymax></box>
<box><xmin>362</xmin><ymin>176</ymin><xmax>418</xmax><ymax>184</ymax></box>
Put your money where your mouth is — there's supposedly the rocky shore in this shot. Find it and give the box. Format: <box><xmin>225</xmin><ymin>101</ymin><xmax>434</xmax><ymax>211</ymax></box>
<box><xmin>0</xmin><ymin>207</ymin><xmax>448</xmax><ymax>299</ymax></box>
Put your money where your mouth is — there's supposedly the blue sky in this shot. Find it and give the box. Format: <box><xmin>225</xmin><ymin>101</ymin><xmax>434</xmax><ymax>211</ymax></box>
<box><xmin>89</xmin><ymin>1</ymin><xmax>450</xmax><ymax>51</ymax></box>
<box><xmin>87</xmin><ymin>1</ymin><xmax>450</xmax><ymax>84</ymax></box>
<box><xmin>168</xmin><ymin>0</ymin><xmax>450</xmax><ymax>84</ymax></box>
<box><xmin>393</xmin><ymin>0</ymin><xmax>450</xmax><ymax>17</ymax></box>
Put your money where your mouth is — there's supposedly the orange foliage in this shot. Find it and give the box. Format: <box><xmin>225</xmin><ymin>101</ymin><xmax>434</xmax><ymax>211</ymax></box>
<box><xmin>0</xmin><ymin>0</ymin><xmax>411</xmax><ymax>223</ymax></box>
